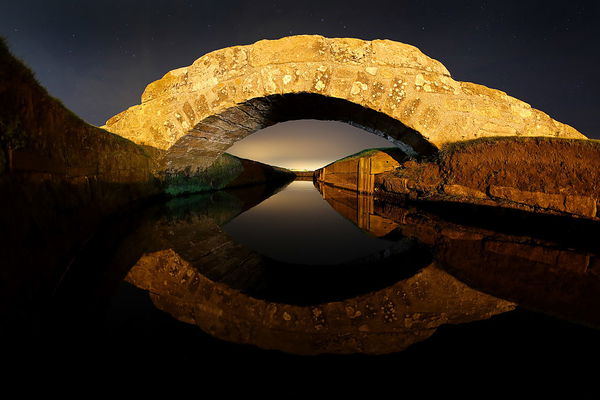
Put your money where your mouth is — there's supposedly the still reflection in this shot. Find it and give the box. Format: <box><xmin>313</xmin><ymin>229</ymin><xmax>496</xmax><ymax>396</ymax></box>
<box><xmin>118</xmin><ymin>182</ymin><xmax>433</xmax><ymax>306</ymax></box>
<box><xmin>317</xmin><ymin>182</ymin><xmax>600</xmax><ymax>328</ymax></box>
<box><xmin>126</xmin><ymin>254</ymin><xmax>514</xmax><ymax>355</ymax></box>
<box><xmin>222</xmin><ymin>181</ymin><xmax>397</xmax><ymax>264</ymax></box>
<box><xmin>114</xmin><ymin>180</ymin><xmax>509</xmax><ymax>355</ymax></box>
<box><xmin>100</xmin><ymin>178</ymin><xmax>600</xmax><ymax>355</ymax></box>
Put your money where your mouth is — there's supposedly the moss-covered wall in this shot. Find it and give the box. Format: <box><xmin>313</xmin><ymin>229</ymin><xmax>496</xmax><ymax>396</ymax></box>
<box><xmin>165</xmin><ymin>153</ymin><xmax>295</xmax><ymax>196</ymax></box>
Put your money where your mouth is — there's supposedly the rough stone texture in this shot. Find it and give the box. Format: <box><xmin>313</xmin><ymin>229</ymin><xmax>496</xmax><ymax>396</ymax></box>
<box><xmin>443</xmin><ymin>184</ymin><xmax>487</xmax><ymax>199</ymax></box>
<box><xmin>102</xmin><ymin>35</ymin><xmax>585</xmax><ymax>174</ymax></box>
<box><xmin>126</xmin><ymin>253</ymin><xmax>514</xmax><ymax>355</ymax></box>
<box><xmin>375</xmin><ymin>137</ymin><xmax>600</xmax><ymax>220</ymax></box>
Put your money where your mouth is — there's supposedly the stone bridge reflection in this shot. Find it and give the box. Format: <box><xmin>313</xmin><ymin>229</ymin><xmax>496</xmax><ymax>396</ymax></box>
<box><xmin>99</xmin><ymin>180</ymin><xmax>600</xmax><ymax>355</ymax></box>
<box><xmin>116</xmin><ymin>183</ymin><xmax>514</xmax><ymax>355</ymax></box>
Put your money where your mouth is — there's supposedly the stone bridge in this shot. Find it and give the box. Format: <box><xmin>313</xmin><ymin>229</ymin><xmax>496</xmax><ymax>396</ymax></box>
<box><xmin>102</xmin><ymin>35</ymin><xmax>585</xmax><ymax>177</ymax></box>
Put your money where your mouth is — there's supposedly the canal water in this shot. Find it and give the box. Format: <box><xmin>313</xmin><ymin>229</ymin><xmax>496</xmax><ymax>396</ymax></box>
<box><xmin>223</xmin><ymin>180</ymin><xmax>396</xmax><ymax>265</ymax></box>
<box><xmin>15</xmin><ymin>178</ymin><xmax>600</xmax><ymax>389</ymax></box>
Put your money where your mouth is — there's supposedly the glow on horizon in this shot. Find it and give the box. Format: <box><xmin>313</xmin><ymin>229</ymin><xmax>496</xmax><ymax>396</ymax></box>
<box><xmin>226</xmin><ymin>119</ymin><xmax>396</xmax><ymax>170</ymax></box>
<box><xmin>284</xmin><ymin>161</ymin><xmax>336</xmax><ymax>171</ymax></box>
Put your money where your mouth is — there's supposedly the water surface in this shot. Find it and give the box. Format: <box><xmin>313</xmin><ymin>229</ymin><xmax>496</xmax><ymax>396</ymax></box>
<box><xmin>7</xmin><ymin>178</ymin><xmax>600</xmax><ymax>388</ymax></box>
<box><xmin>223</xmin><ymin>180</ymin><xmax>397</xmax><ymax>264</ymax></box>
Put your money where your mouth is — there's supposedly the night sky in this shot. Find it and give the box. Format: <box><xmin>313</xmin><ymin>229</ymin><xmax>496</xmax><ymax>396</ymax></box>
<box><xmin>1</xmin><ymin>1</ymin><xmax>599</xmax><ymax>167</ymax></box>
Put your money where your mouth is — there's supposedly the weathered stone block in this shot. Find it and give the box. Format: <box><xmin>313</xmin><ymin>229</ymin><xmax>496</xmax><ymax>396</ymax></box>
<box><xmin>383</xmin><ymin>177</ymin><xmax>410</xmax><ymax>194</ymax></box>
<box><xmin>565</xmin><ymin>195</ymin><xmax>597</xmax><ymax>217</ymax></box>
<box><xmin>443</xmin><ymin>184</ymin><xmax>487</xmax><ymax>199</ymax></box>
<box><xmin>486</xmin><ymin>241</ymin><xmax>558</xmax><ymax>266</ymax></box>
<box><xmin>556</xmin><ymin>251</ymin><xmax>589</xmax><ymax>274</ymax></box>
<box><xmin>489</xmin><ymin>186</ymin><xmax>565</xmax><ymax>211</ymax></box>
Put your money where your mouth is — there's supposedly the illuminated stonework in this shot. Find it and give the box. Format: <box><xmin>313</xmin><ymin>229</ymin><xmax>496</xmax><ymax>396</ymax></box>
<box><xmin>102</xmin><ymin>35</ymin><xmax>585</xmax><ymax>175</ymax></box>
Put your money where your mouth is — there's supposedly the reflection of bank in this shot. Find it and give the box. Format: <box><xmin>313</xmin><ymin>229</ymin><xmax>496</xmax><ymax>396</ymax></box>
<box><xmin>316</xmin><ymin>182</ymin><xmax>600</xmax><ymax>329</ymax></box>
<box><xmin>120</xmin><ymin>183</ymin><xmax>435</xmax><ymax>305</ymax></box>
<box><xmin>318</xmin><ymin>181</ymin><xmax>398</xmax><ymax>237</ymax></box>
<box><xmin>118</xmin><ymin>183</ymin><xmax>514</xmax><ymax>355</ymax></box>
<box><xmin>314</xmin><ymin>148</ymin><xmax>406</xmax><ymax>236</ymax></box>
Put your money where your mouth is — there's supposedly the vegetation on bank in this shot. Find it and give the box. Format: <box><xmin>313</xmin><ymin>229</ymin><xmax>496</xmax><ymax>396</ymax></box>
<box><xmin>0</xmin><ymin>37</ymin><xmax>37</xmax><ymax>84</ymax></box>
<box><xmin>320</xmin><ymin>147</ymin><xmax>406</xmax><ymax>170</ymax></box>
<box><xmin>164</xmin><ymin>153</ymin><xmax>295</xmax><ymax>196</ymax></box>
<box><xmin>440</xmin><ymin>135</ymin><xmax>600</xmax><ymax>158</ymax></box>
<box><xmin>165</xmin><ymin>153</ymin><xmax>245</xmax><ymax>195</ymax></box>
<box><xmin>0</xmin><ymin>38</ymin><xmax>33</xmax><ymax>173</ymax></box>
<box><xmin>0</xmin><ymin>36</ymin><xmax>96</xmax><ymax>127</ymax></box>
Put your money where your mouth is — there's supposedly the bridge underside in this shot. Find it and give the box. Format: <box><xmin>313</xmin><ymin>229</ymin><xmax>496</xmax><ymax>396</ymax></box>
<box><xmin>163</xmin><ymin>93</ymin><xmax>438</xmax><ymax>175</ymax></box>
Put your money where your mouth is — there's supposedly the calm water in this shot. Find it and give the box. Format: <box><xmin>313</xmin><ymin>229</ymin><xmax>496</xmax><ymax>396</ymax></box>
<box><xmin>223</xmin><ymin>181</ymin><xmax>397</xmax><ymax>265</ymax></box>
<box><xmin>10</xmin><ymin>179</ymin><xmax>600</xmax><ymax>389</ymax></box>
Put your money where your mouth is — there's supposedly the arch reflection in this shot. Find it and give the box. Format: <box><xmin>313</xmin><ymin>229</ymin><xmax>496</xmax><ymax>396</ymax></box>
<box><xmin>120</xmin><ymin>182</ymin><xmax>515</xmax><ymax>355</ymax></box>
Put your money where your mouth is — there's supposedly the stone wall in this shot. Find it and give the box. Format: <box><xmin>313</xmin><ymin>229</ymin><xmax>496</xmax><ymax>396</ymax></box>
<box><xmin>375</xmin><ymin>137</ymin><xmax>600</xmax><ymax>220</ymax></box>
<box><xmin>315</xmin><ymin>148</ymin><xmax>405</xmax><ymax>193</ymax></box>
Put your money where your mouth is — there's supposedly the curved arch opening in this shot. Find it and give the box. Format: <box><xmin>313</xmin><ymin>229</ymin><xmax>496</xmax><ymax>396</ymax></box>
<box><xmin>163</xmin><ymin>93</ymin><xmax>438</xmax><ymax>180</ymax></box>
<box><xmin>226</xmin><ymin>119</ymin><xmax>396</xmax><ymax>172</ymax></box>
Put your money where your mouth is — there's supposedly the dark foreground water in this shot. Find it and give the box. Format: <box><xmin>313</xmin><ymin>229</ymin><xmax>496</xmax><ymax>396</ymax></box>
<box><xmin>6</xmin><ymin>179</ymin><xmax>600</xmax><ymax>392</ymax></box>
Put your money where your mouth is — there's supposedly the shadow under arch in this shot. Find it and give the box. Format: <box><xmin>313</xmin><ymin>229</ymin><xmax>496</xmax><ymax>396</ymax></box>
<box><xmin>161</xmin><ymin>93</ymin><xmax>438</xmax><ymax>191</ymax></box>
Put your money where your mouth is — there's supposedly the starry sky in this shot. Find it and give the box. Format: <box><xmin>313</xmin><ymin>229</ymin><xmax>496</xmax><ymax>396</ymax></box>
<box><xmin>1</xmin><ymin>1</ymin><xmax>598</xmax><ymax>168</ymax></box>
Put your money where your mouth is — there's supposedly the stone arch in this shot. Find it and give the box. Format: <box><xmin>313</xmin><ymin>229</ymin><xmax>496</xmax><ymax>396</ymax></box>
<box><xmin>102</xmin><ymin>35</ymin><xmax>585</xmax><ymax>175</ymax></box>
<box><xmin>164</xmin><ymin>93</ymin><xmax>438</xmax><ymax>173</ymax></box>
